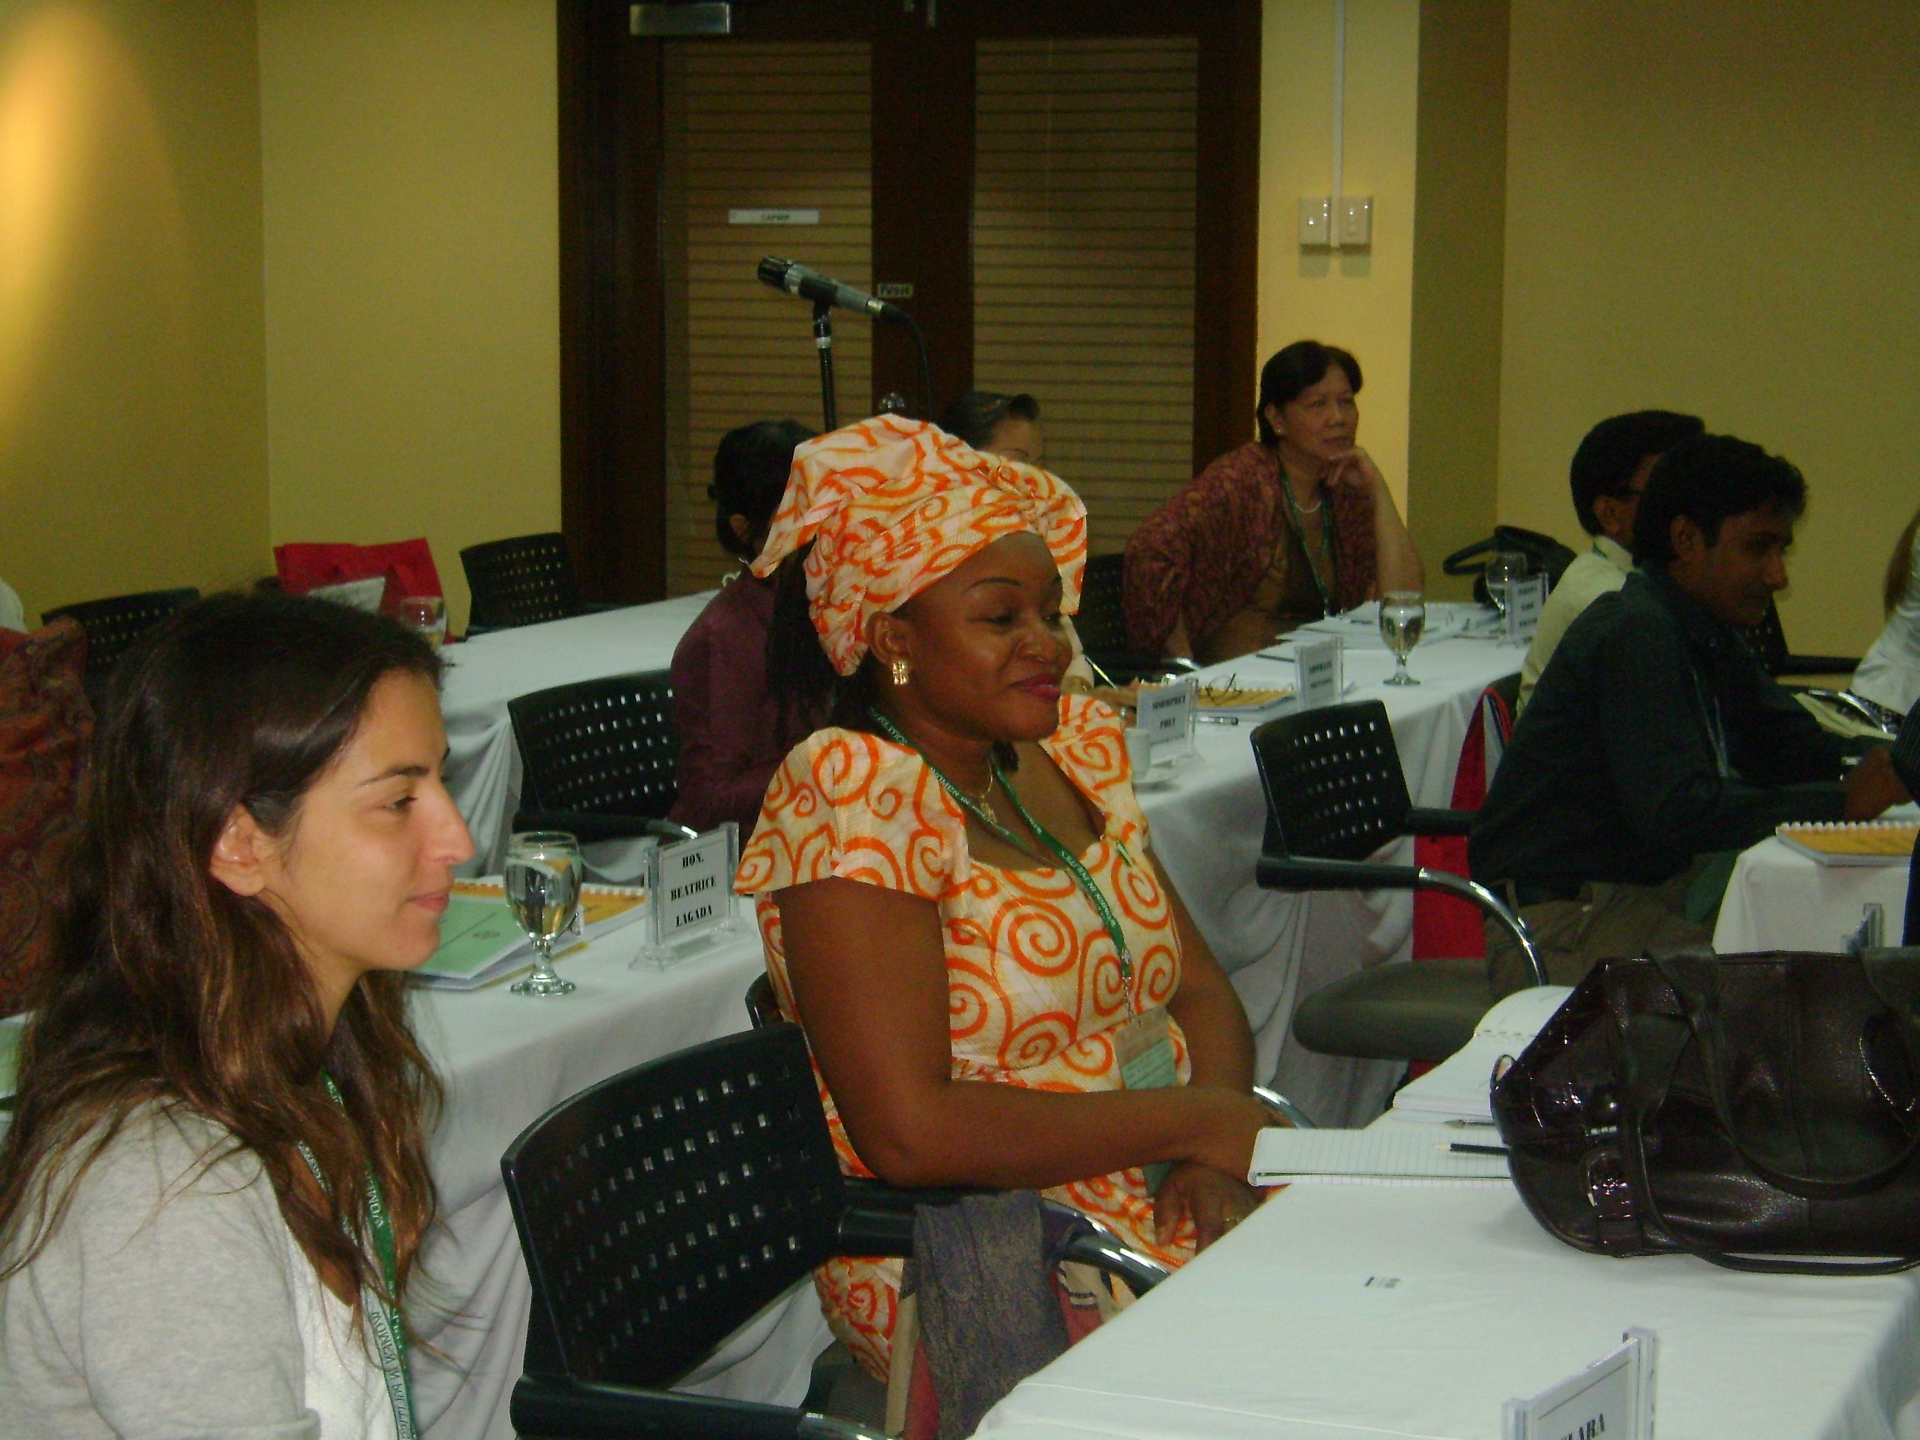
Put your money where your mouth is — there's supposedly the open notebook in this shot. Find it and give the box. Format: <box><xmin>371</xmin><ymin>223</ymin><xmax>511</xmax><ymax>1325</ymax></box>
<box><xmin>1388</xmin><ymin>985</ymin><xmax>1573</xmax><ymax>1125</ymax></box>
<box><xmin>1249</xmin><ymin>1128</ymin><xmax>1511</xmax><ymax>1187</ymax></box>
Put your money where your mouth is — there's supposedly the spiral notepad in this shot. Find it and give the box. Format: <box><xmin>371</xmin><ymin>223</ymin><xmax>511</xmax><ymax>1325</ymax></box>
<box><xmin>1775</xmin><ymin>821</ymin><xmax>1919</xmax><ymax>867</ymax></box>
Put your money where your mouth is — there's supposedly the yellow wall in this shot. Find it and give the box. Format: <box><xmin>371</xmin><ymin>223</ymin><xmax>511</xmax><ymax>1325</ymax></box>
<box><xmin>0</xmin><ymin>0</ymin><xmax>267</xmax><ymax>622</ymax></box>
<box><xmin>256</xmin><ymin>0</ymin><xmax>560</xmax><ymax>631</ymax></box>
<box><xmin>1257</xmin><ymin>0</ymin><xmax>1421</xmax><ymax>510</ymax></box>
<box><xmin>1499</xmin><ymin>1</ymin><xmax>1920</xmax><ymax>654</ymax></box>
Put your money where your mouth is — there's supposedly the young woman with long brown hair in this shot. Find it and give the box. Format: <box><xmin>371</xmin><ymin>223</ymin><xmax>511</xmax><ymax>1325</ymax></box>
<box><xmin>0</xmin><ymin>591</ymin><xmax>473</xmax><ymax>1437</ymax></box>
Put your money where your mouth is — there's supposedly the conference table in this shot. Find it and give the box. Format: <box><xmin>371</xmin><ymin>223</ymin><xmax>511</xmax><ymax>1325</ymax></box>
<box><xmin>1714</xmin><ymin>825</ymin><xmax>1914</xmax><ymax>955</ymax></box>
<box><xmin>976</xmin><ymin>1057</ymin><xmax>1920</xmax><ymax>1440</ymax></box>
<box><xmin>438</xmin><ymin>593</ymin><xmax>1524</xmax><ymax>1128</ymax></box>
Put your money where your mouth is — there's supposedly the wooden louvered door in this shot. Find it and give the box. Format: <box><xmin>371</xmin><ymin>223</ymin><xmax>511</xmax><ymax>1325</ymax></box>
<box><xmin>972</xmin><ymin>37</ymin><xmax>1199</xmax><ymax>559</ymax></box>
<box><xmin>660</xmin><ymin>42</ymin><xmax>873</xmax><ymax>596</ymax></box>
<box><xmin>559</xmin><ymin>0</ymin><xmax>1259</xmax><ymax>603</ymax></box>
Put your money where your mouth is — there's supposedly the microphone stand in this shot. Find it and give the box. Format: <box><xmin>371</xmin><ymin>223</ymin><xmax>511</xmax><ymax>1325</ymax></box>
<box><xmin>811</xmin><ymin>300</ymin><xmax>837</xmax><ymax>431</ymax></box>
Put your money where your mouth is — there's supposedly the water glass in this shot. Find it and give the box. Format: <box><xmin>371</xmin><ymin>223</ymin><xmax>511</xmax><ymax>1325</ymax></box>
<box><xmin>1485</xmin><ymin>552</ymin><xmax>1527</xmax><ymax>619</ymax></box>
<box><xmin>506</xmin><ymin>831</ymin><xmax>581</xmax><ymax>997</ymax></box>
<box><xmin>396</xmin><ymin>595</ymin><xmax>447</xmax><ymax>651</ymax></box>
<box><xmin>1379</xmin><ymin>591</ymin><xmax>1426</xmax><ymax>687</ymax></box>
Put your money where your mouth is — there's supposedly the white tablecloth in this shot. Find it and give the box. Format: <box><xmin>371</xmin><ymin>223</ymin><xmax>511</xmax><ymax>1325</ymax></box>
<box><xmin>441</xmin><ymin>595</ymin><xmax>716</xmax><ymax>875</ymax></box>
<box><xmin>408</xmin><ymin>917</ymin><xmax>829</xmax><ymax>1440</ymax></box>
<box><xmin>1715</xmin><ymin>836</ymin><xmax>1912</xmax><ymax>954</ymax></box>
<box><xmin>1148</xmin><ymin>638</ymin><xmax>1522</xmax><ymax>1125</ymax></box>
<box><xmin>977</xmin><ymin>1179</ymin><xmax>1920</xmax><ymax>1440</ymax></box>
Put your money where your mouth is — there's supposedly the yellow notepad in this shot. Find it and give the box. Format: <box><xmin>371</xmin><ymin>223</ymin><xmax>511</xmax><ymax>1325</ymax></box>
<box><xmin>1775</xmin><ymin>822</ymin><xmax>1919</xmax><ymax>866</ymax></box>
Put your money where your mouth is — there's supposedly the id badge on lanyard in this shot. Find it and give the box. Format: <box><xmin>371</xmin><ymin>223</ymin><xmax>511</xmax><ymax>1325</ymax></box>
<box><xmin>1115</xmin><ymin>1005</ymin><xmax>1177</xmax><ymax>1192</ymax></box>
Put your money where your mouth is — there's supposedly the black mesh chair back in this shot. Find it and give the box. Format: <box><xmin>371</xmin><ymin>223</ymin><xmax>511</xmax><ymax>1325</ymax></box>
<box><xmin>462</xmin><ymin>532</ymin><xmax>586</xmax><ymax>630</ymax></box>
<box><xmin>42</xmin><ymin>587</ymin><xmax>199</xmax><ymax>689</ymax></box>
<box><xmin>1074</xmin><ymin>553</ymin><xmax>1130</xmax><ymax>656</ymax></box>
<box><xmin>510</xmin><ymin>670</ymin><xmax>679</xmax><ymax>820</ymax></box>
<box><xmin>1251</xmin><ymin>700</ymin><xmax>1412</xmax><ymax>862</ymax></box>
<box><xmin>501</xmin><ymin>1023</ymin><xmax>846</xmax><ymax>1388</ymax></box>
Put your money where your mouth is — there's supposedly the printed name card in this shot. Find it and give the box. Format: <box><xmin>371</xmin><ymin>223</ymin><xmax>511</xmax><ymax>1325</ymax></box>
<box><xmin>728</xmin><ymin>207</ymin><xmax>820</xmax><ymax>225</ymax></box>
<box><xmin>1296</xmin><ymin>637</ymin><xmax>1343</xmax><ymax>711</ymax></box>
<box><xmin>1138</xmin><ymin>677</ymin><xmax>1196</xmax><ymax>755</ymax></box>
<box><xmin>1502</xmin><ymin>1328</ymin><xmax>1657</xmax><ymax>1440</ymax></box>
<box><xmin>636</xmin><ymin>822</ymin><xmax>740</xmax><ymax>969</ymax></box>
<box><xmin>1505</xmin><ymin>574</ymin><xmax>1547</xmax><ymax>645</ymax></box>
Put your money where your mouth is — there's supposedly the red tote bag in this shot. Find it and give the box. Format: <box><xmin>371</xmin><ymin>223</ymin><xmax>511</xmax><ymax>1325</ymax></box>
<box><xmin>274</xmin><ymin>540</ymin><xmax>443</xmax><ymax>616</ymax></box>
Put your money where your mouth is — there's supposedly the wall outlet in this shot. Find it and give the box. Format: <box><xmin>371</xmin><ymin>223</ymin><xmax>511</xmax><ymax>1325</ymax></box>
<box><xmin>1299</xmin><ymin>196</ymin><xmax>1332</xmax><ymax>248</ymax></box>
<box><xmin>1338</xmin><ymin>195</ymin><xmax>1373</xmax><ymax>248</ymax></box>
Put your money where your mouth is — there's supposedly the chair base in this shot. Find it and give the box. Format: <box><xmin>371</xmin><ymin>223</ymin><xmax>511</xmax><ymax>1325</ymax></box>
<box><xmin>1292</xmin><ymin>958</ymin><xmax>1494</xmax><ymax>1063</ymax></box>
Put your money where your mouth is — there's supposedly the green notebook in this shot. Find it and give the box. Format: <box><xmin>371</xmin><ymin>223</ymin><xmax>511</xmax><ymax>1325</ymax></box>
<box><xmin>419</xmin><ymin>894</ymin><xmax>530</xmax><ymax>983</ymax></box>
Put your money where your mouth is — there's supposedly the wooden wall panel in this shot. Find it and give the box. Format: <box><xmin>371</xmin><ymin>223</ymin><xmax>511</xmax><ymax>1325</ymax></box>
<box><xmin>972</xmin><ymin>39</ymin><xmax>1198</xmax><ymax>556</ymax></box>
<box><xmin>661</xmin><ymin>42</ymin><xmax>872</xmax><ymax>597</ymax></box>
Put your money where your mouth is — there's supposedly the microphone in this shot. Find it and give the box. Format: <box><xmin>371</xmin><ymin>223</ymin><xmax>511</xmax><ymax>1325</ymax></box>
<box><xmin>757</xmin><ymin>257</ymin><xmax>908</xmax><ymax>322</ymax></box>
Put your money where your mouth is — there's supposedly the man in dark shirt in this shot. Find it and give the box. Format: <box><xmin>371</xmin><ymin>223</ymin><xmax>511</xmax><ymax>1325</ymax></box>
<box><xmin>1470</xmin><ymin>433</ymin><xmax>1909</xmax><ymax>991</ymax></box>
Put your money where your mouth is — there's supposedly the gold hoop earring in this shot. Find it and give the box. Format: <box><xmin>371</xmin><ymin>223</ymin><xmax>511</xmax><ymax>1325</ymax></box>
<box><xmin>890</xmin><ymin>657</ymin><xmax>911</xmax><ymax>687</ymax></box>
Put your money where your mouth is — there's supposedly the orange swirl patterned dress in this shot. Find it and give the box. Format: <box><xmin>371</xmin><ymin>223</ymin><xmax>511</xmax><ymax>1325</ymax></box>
<box><xmin>735</xmin><ymin>696</ymin><xmax>1197</xmax><ymax>1377</ymax></box>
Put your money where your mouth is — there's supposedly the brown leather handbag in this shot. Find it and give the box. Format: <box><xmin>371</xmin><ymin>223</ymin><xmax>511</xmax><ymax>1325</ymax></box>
<box><xmin>1492</xmin><ymin>948</ymin><xmax>1920</xmax><ymax>1274</ymax></box>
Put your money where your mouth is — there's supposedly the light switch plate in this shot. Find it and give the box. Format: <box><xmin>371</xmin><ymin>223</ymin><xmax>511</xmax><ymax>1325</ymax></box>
<box><xmin>1338</xmin><ymin>195</ymin><xmax>1373</xmax><ymax>247</ymax></box>
<box><xmin>1299</xmin><ymin>196</ymin><xmax>1332</xmax><ymax>248</ymax></box>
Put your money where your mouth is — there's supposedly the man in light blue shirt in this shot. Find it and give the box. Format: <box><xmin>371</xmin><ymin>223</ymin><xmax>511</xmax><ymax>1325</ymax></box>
<box><xmin>1519</xmin><ymin>411</ymin><xmax>1705</xmax><ymax>710</ymax></box>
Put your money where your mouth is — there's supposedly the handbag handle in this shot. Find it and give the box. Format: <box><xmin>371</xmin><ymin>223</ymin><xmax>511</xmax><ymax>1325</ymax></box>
<box><xmin>1649</xmin><ymin>952</ymin><xmax>1920</xmax><ymax>1200</ymax></box>
<box><xmin>1614</xmin><ymin>1094</ymin><xmax>1920</xmax><ymax>1276</ymax></box>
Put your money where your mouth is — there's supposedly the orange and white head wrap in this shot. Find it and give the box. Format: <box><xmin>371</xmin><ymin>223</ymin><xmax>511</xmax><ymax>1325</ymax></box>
<box><xmin>750</xmin><ymin>414</ymin><xmax>1088</xmax><ymax>676</ymax></box>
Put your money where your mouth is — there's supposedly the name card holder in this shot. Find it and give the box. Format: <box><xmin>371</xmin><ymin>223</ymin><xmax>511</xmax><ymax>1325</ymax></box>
<box><xmin>632</xmin><ymin>822</ymin><xmax>742</xmax><ymax>970</ymax></box>
<box><xmin>1137</xmin><ymin>676</ymin><xmax>1198</xmax><ymax>759</ymax></box>
<box><xmin>1296</xmin><ymin>637</ymin><xmax>1343</xmax><ymax>711</ymax></box>
<box><xmin>1502</xmin><ymin>1328</ymin><xmax>1657</xmax><ymax>1440</ymax></box>
<box><xmin>1505</xmin><ymin>574</ymin><xmax>1547</xmax><ymax>646</ymax></box>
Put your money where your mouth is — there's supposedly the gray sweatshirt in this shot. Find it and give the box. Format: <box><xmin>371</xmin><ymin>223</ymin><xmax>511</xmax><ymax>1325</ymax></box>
<box><xmin>0</xmin><ymin>1104</ymin><xmax>388</xmax><ymax>1439</ymax></box>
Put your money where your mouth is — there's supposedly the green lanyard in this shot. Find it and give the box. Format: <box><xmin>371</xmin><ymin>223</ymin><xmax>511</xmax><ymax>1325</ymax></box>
<box><xmin>297</xmin><ymin>1073</ymin><xmax>416</xmax><ymax>1440</ymax></box>
<box><xmin>869</xmin><ymin>710</ymin><xmax>1136</xmax><ymax>993</ymax></box>
<box><xmin>1280</xmin><ymin>473</ymin><xmax>1338</xmax><ymax>618</ymax></box>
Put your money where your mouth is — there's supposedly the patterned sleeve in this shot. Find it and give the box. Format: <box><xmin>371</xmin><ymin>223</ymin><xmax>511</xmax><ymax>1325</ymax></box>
<box><xmin>1044</xmin><ymin>696</ymin><xmax>1152</xmax><ymax>849</ymax></box>
<box><xmin>735</xmin><ymin>727</ymin><xmax>969</xmax><ymax>900</ymax></box>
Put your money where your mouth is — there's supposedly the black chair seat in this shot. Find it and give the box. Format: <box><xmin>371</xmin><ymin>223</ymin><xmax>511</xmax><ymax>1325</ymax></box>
<box><xmin>1249</xmin><ymin>698</ymin><xmax>1543</xmax><ymax>1067</ymax></box>
<box><xmin>508</xmin><ymin>670</ymin><xmax>690</xmax><ymax>847</ymax></box>
<box><xmin>501</xmin><ymin>1023</ymin><xmax>1167</xmax><ymax>1440</ymax></box>
<box><xmin>462</xmin><ymin>532</ymin><xmax>589</xmax><ymax>631</ymax></box>
<box><xmin>43</xmin><ymin>586</ymin><xmax>199</xmax><ymax>705</ymax></box>
<box><xmin>1291</xmin><ymin>958</ymin><xmax>1495</xmax><ymax>1063</ymax></box>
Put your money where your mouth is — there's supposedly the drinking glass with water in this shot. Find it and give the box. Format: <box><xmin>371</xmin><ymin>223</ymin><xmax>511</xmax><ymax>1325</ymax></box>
<box><xmin>506</xmin><ymin>831</ymin><xmax>581</xmax><ymax>997</ymax></box>
<box><xmin>1379</xmin><ymin>591</ymin><xmax>1426</xmax><ymax>687</ymax></box>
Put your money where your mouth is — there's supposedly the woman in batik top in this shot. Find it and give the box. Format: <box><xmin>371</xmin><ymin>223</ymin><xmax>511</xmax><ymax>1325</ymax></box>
<box><xmin>736</xmin><ymin>416</ymin><xmax>1271</xmax><ymax>1378</ymax></box>
<box><xmin>1124</xmin><ymin>340</ymin><xmax>1425</xmax><ymax>665</ymax></box>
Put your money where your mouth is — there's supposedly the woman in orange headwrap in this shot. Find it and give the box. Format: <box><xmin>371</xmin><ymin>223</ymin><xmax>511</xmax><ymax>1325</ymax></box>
<box><xmin>737</xmin><ymin>416</ymin><xmax>1270</xmax><ymax>1380</ymax></box>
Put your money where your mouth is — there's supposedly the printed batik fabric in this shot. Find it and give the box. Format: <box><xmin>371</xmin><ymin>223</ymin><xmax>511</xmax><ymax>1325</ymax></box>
<box><xmin>735</xmin><ymin>696</ymin><xmax>1195</xmax><ymax>1377</ymax></box>
<box><xmin>749</xmin><ymin>414</ymin><xmax>1089</xmax><ymax>675</ymax></box>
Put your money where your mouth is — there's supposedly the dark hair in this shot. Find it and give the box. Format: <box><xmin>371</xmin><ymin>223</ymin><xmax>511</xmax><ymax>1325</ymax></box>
<box><xmin>1569</xmin><ymin>410</ymin><xmax>1705</xmax><ymax>535</ymax></box>
<box><xmin>937</xmin><ymin>391</ymin><xmax>1040</xmax><ymax>453</ymax></box>
<box><xmin>1632</xmin><ymin>434</ymin><xmax>1808</xmax><ymax>569</ymax></box>
<box><xmin>1256</xmin><ymin>341</ymin><xmax>1362</xmax><ymax>445</ymax></box>
<box><xmin>0</xmin><ymin>592</ymin><xmax>444</xmax><ymax>1320</ymax></box>
<box><xmin>765</xmin><ymin>550</ymin><xmax>877</xmax><ymax>733</ymax></box>
<box><xmin>1886</xmin><ymin>506</ymin><xmax>1920</xmax><ymax>615</ymax></box>
<box><xmin>710</xmin><ymin>420</ymin><xmax>815</xmax><ymax>560</ymax></box>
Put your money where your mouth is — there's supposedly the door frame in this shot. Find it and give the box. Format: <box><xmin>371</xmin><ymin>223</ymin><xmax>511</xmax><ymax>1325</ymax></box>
<box><xmin>557</xmin><ymin>0</ymin><xmax>1259</xmax><ymax>601</ymax></box>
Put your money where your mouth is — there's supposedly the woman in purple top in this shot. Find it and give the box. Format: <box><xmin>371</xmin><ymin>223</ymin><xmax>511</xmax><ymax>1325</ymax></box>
<box><xmin>668</xmin><ymin>420</ymin><xmax>819</xmax><ymax>836</ymax></box>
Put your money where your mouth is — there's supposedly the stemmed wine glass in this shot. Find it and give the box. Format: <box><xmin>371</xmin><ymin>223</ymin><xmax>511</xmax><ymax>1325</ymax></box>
<box><xmin>506</xmin><ymin>831</ymin><xmax>581</xmax><ymax>997</ymax></box>
<box><xmin>1484</xmin><ymin>552</ymin><xmax>1526</xmax><ymax>619</ymax></box>
<box><xmin>1379</xmin><ymin>590</ymin><xmax>1426</xmax><ymax>687</ymax></box>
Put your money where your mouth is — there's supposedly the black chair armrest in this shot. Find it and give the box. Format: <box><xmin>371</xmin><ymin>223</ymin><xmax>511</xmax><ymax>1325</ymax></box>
<box><xmin>1405</xmin><ymin>807</ymin><xmax>1474</xmax><ymax>837</ymax></box>
<box><xmin>1257</xmin><ymin>855</ymin><xmax>1422</xmax><ymax>891</ymax></box>
<box><xmin>834</xmin><ymin>1176</ymin><xmax>992</xmax><ymax>1255</ymax></box>
<box><xmin>833</xmin><ymin>1181</ymin><xmax>1167</xmax><ymax>1296</ymax></box>
<box><xmin>511</xmin><ymin>809</ymin><xmax>698</xmax><ymax>843</ymax></box>
<box><xmin>1776</xmin><ymin>653</ymin><xmax>1862</xmax><ymax>677</ymax></box>
<box><xmin>512</xmin><ymin>1374</ymin><xmax>883</xmax><ymax>1440</ymax></box>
